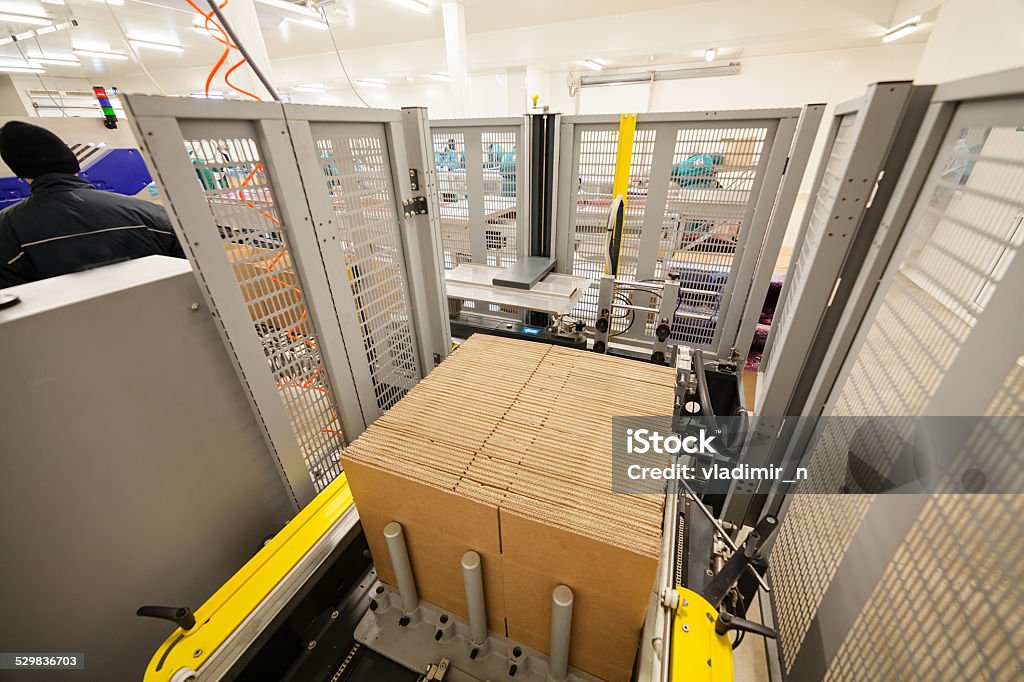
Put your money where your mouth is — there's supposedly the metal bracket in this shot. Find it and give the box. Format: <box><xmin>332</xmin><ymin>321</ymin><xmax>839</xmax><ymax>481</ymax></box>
<box><xmin>409</xmin><ymin>168</ymin><xmax>421</xmax><ymax>192</ymax></box>
<box><xmin>419</xmin><ymin>657</ymin><xmax>449</xmax><ymax>681</ymax></box>
<box><xmin>403</xmin><ymin>196</ymin><xmax>429</xmax><ymax>218</ymax></box>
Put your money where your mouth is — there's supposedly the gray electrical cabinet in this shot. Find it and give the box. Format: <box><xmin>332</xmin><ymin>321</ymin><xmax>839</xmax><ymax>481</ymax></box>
<box><xmin>0</xmin><ymin>257</ymin><xmax>295</xmax><ymax>681</ymax></box>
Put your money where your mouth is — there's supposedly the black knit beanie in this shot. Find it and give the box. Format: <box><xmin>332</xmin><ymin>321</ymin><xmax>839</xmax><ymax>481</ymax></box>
<box><xmin>0</xmin><ymin>121</ymin><xmax>80</xmax><ymax>179</ymax></box>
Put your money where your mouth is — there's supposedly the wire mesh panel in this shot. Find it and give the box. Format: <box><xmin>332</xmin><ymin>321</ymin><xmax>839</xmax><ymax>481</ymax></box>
<box><xmin>663</xmin><ymin>126</ymin><xmax>768</xmax><ymax>346</ymax></box>
<box><xmin>432</xmin><ymin>131</ymin><xmax>472</xmax><ymax>268</ymax></box>
<box><xmin>183</xmin><ymin>132</ymin><xmax>344</xmax><ymax>492</ymax></box>
<box><xmin>480</xmin><ymin>130</ymin><xmax>519</xmax><ymax>267</ymax></box>
<box><xmin>564</xmin><ymin>119</ymin><xmax>772</xmax><ymax>350</ymax></box>
<box><xmin>770</xmin><ymin>92</ymin><xmax>1024</xmax><ymax>679</ymax></box>
<box><xmin>431</xmin><ymin>123</ymin><xmax>524</xmax><ymax>271</ymax></box>
<box><xmin>310</xmin><ymin>125</ymin><xmax>420</xmax><ymax>413</ymax></box>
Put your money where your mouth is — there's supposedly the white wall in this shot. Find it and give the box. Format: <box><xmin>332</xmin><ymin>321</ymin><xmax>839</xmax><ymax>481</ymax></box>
<box><xmin>915</xmin><ymin>0</ymin><xmax>1024</xmax><ymax>83</ymax></box>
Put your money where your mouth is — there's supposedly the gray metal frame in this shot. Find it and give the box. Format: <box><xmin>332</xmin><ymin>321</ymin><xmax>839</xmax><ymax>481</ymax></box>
<box><xmin>125</xmin><ymin>96</ymin><xmax>444</xmax><ymax>505</ymax></box>
<box><xmin>756</xmin><ymin>83</ymin><xmax>933</xmax><ymax>418</ymax></box>
<box><xmin>768</xmin><ymin>66</ymin><xmax>1024</xmax><ymax>681</ymax></box>
<box><xmin>553</xmin><ymin>107</ymin><xmax>819</xmax><ymax>359</ymax></box>
<box><xmin>430</xmin><ymin>116</ymin><xmax>529</xmax><ymax>268</ymax></box>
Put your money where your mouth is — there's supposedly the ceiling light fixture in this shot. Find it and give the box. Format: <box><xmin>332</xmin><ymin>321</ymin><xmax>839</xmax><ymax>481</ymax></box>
<box><xmin>429</xmin><ymin>72</ymin><xmax>449</xmax><ymax>81</ymax></box>
<box><xmin>283</xmin><ymin>16</ymin><xmax>328</xmax><ymax>30</ymax></box>
<box><xmin>393</xmin><ymin>0</ymin><xmax>430</xmax><ymax>13</ymax></box>
<box><xmin>882</xmin><ymin>18</ymin><xmax>919</xmax><ymax>43</ymax></box>
<box><xmin>29</xmin><ymin>56</ymin><xmax>81</xmax><ymax>66</ymax></box>
<box><xmin>579</xmin><ymin>62</ymin><xmax>742</xmax><ymax>87</ymax></box>
<box><xmin>129</xmin><ymin>39</ymin><xmax>184</xmax><ymax>52</ymax></box>
<box><xmin>190</xmin><ymin>90</ymin><xmax>225</xmax><ymax>99</ymax></box>
<box><xmin>294</xmin><ymin>83</ymin><xmax>325</xmax><ymax>92</ymax></box>
<box><xmin>704</xmin><ymin>48</ymin><xmax>716</xmax><ymax>62</ymax></box>
<box><xmin>356</xmin><ymin>78</ymin><xmax>386</xmax><ymax>88</ymax></box>
<box><xmin>0</xmin><ymin>12</ymin><xmax>52</xmax><ymax>26</ymax></box>
<box><xmin>255</xmin><ymin>0</ymin><xmax>322</xmax><ymax>19</ymax></box>
<box><xmin>580</xmin><ymin>59</ymin><xmax>603</xmax><ymax>71</ymax></box>
<box><xmin>73</xmin><ymin>48</ymin><xmax>130</xmax><ymax>60</ymax></box>
<box><xmin>0</xmin><ymin>65</ymin><xmax>46</xmax><ymax>74</ymax></box>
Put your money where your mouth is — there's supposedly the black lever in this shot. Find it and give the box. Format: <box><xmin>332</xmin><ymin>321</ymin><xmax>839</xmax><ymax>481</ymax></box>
<box><xmin>136</xmin><ymin>605</ymin><xmax>196</xmax><ymax>631</ymax></box>
<box><xmin>702</xmin><ymin>515</ymin><xmax>778</xmax><ymax>609</ymax></box>
<box><xmin>715</xmin><ymin>611</ymin><xmax>777</xmax><ymax>640</ymax></box>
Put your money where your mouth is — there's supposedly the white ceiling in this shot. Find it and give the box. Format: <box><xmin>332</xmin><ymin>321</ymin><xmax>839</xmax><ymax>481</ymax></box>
<box><xmin>0</xmin><ymin>0</ymin><xmax>940</xmax><ymax>92</ymax></box>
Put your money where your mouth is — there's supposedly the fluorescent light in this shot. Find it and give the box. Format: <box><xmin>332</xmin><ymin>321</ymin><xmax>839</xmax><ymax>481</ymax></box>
<box><xmin>190</xmin><ymin>90</ymin><xmax>225</xmax><ymax>99</ymax></box>
<box><xmin>283</xmin><ymin>16</ymin><xmax>328</xmax><ymax>30</ymax></box>
<box><xmin>35</xmin><ymin>24</ymin><xmax>59</xmax><ymax>34</ymax></box>
<box><xmin>15</xmin><ymin>30</ymin><xmax>35</xmax><ymax>40</ymax></box>
<box><xmin>704</xmin><ymin>48</ymin><xmax>716</xmax><ymax>62</ymax></box>
<box><xmin>255</xmin><ymin>0</ymin><xmax>321</xmax><ymax>19</ymax></box>
<box><xmin>0</xmin><ymin>12</ymin><xmax>52</xmax><ymax>26</ymax></box>
<box><xmin>30</xmin><ymin>57</ymin><xmax>81</xmax><ymax>66</ymax></box>
<box><xmin>393</xmin><ymin>0</ymin><xmax>430</xmax><ymax>13</ymax></box>
<box><xmin>404</xmin><ymin>75</ymin><xmax>414</xmax><ymax>82</ymax></box>
<box><xmin>580</xmin><ymin>59</ymin><xmax>603</xmax><ymax>71</ymax></box>
<box><xmin>882</xmin><ymin>21</ymin><xmax>919</xmax><ymax>43</ymax></box>
<box><xmin>40</xmin><ymin>0</ymin><xmax>65</xmax><ymax>4</ymax></box>
<box><xmin>294</xmin><ymin>83</ymin><xmax>325</xmax><ymax>92</ymax></box>
<box><xmin>356</xmin><ymin>79</ymin><xmax>386</xmax><ymax>88</ymax></box>
<box><xmin>130</xmin><ymin>39</ymin><xmax>184</xmax><ymax>52</ymax></box>
<box><xmin>429</xmin><ymin>72</ymin><xmax>449</xmax><ymax>81</ymax></box>
<box><xmin>0</xmin><ymin>66</ymin><xmax>46</xmax><ymax>74</ymax></box>
<box><xmin>73</xmin><ymin>48</ymin><xmax>129</xmax><ymax>60</ymax></box>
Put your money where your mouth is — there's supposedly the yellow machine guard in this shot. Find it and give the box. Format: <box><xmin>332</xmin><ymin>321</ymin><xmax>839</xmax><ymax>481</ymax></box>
<box><xmin>142</xmin><ymin>474</ymin><xmax>355</xmax><ymax>681</ymax></box>
<box><xmin>670</xmin><ymin>587</ymin><xmax>734</xmax><ymax>682</ymax></box>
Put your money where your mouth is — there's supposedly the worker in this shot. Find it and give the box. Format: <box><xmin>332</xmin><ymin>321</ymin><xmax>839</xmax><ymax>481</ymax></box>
<box><xmin>0</xmin><ymin>121</ymin><xmax>184</xmax><ymax>288</ymax></box>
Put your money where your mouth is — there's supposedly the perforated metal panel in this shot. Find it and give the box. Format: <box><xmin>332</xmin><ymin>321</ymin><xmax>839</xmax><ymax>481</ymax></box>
<box><xmin>768</xmin><ymin>76</ymin><xmax>1024</xmax><ymax>680</ymax></box>
<box><xmin>126</xmin><ymin>97</ymin><xmax>440</xmax><ymax>505</ymax></box>
<box><xmin>430</xmin><ymin>120</ymin><xmax>525</xmax><ymax>271</ymax></box>
<box><xmin>309</xmin><ymin>126</ymin><xmax>420</xmax><ymax>413</ymax></box>
<box><xmin>558</xmin><ymin>113</ymin><xmax>790</xmax><ymax>356</ymax></box>
<box><xmin>761</xmin><ymin>113</ymin><xmax>856</xmax><ymax>384</ymax></box>
<box><xmin>182</xmin><ymin>130</ymin><xmax>345</xmax><ymax>492</ymax></box>
<box><xmin>432</xmin><ymin>131</ymin><xmax>472</xmax><ymax>268</ymax></box>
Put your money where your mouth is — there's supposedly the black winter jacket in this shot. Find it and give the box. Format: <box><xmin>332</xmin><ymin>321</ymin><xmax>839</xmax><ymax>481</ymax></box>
<box><xmin>0</xmin><ymin>173</ymin><xmax>185</xmax><ymax>288</ymax></box>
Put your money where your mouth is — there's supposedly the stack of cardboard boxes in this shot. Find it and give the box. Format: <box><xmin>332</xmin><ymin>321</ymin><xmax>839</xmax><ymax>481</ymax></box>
<box><xmin>342</xmin><ymin>335</ymin><xmax>676</xmax><ymax>682</ymax></box>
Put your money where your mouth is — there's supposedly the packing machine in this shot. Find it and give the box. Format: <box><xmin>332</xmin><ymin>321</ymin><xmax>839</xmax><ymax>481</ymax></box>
<box><xmin>18</xmin><ymin>68</ymin><xmax>1022</xmax><ymax>682</ymax></box>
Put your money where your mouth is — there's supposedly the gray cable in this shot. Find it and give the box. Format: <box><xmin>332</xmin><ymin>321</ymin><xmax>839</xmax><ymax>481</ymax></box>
<box><xmin>203</xmin><ymin>0</ymin><xmax>281</xmax><ymax>102</ymax></box>
<box><xmin>12</xmin><ymin>39</ymin><xmax>67</xmax><ymax>116</ymax></box>
<box><xmin>321</xmin><ymin>7</ymin><xmax>369</xmax><ymax>107</ymax></box>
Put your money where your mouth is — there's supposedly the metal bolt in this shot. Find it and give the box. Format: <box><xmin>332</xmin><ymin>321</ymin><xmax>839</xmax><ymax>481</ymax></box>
<box><xmin>682</xmin><ymin>599</ymin><xmax>688</xmax><ymax>607</ymax></box>
<box><xmin>331</xmin><ymin>610</ymin><xmax>339</xmax><ymax>619</ymax></box>
<box><xmin>706</xmin><ymin>568</ymin><xmax>714</xmax><ymax>576</ymax></box>
<box><xmin>307</xmin><ymin>640</ymin><xmax>316</xmax><ymax>650</ymax></box>
<box><xmin>682</xmin><ymin>624</ymin><xmax>690</xmax><ymax>633</ymax></box>
<box><xmin>192</xmin><ymin>649</ymin><xmax>202</xmax><ymax>658</ymax></box>
<box><xmin>190</xmin><ymin>302</ymin><xmax>200</xmax><ymax>311</ymax></box>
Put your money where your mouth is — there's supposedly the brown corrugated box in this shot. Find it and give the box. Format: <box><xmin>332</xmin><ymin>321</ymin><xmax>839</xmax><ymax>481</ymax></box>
<box><xmin>341</xmin><ymin>335</ymin><xmax>674</xmax><ymax>681</ymax></box>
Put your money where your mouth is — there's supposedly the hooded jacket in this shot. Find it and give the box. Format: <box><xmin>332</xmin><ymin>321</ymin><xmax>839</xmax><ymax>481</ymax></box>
<box><xmin>0</xmin><ymin>173</ymin><xmax>184</xmax><ymax>288</ymax></box>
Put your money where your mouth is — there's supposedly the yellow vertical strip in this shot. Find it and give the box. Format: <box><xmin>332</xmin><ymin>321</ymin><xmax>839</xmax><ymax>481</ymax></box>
<box><xmin>612</xmin><ymin>113</ymin><xmax>637</xmax><ymax>205</ymax></box>
<box><xmin>606</xmin><ymin>113</ymin><xmax>637</xmax><ymax>274</ymax></box>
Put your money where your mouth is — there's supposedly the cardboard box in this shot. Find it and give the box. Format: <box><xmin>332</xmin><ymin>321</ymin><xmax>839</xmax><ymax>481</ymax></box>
<box><xmin>341</xmin><ymin>335</ymin><xmax>674</xmax><ymax>681</ymax></box>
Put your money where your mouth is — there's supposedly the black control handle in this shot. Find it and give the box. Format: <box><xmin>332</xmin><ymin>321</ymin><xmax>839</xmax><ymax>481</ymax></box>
<box><xmin>136</xmin><ymin>605</ymin><xmax>196</xmax><ymax>631</ymax></box>
<box><xmin>715</xmin><ymin>611</ymin><xmax>777</xmax><ymax>640</ymax></box>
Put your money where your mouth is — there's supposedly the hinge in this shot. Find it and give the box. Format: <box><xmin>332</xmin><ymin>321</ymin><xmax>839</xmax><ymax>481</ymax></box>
<box><xmin>403</xmin><ymin>196</ymin><xmax>428</xmax><ymax>218</ymax></box>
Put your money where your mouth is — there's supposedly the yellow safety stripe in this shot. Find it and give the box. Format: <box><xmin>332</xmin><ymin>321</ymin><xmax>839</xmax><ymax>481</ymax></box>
<box><xmin>607</xmin><ymin>113</ymin><xmax>637</xmax><ymax>274</ymax></box>
<box><xmin>670</xmin><ymin>587</ymin><xmax>734</xmax><ymax>682</ymax></box>
<box><xmin>143</xmin><ymin>474</ymin><xmax>355</xmax><ymax>680</ymax></box>
<box><xmin>611</xmin><ymin>113</ymin><xmax>637</xmax><ymax>205</ymax></box>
